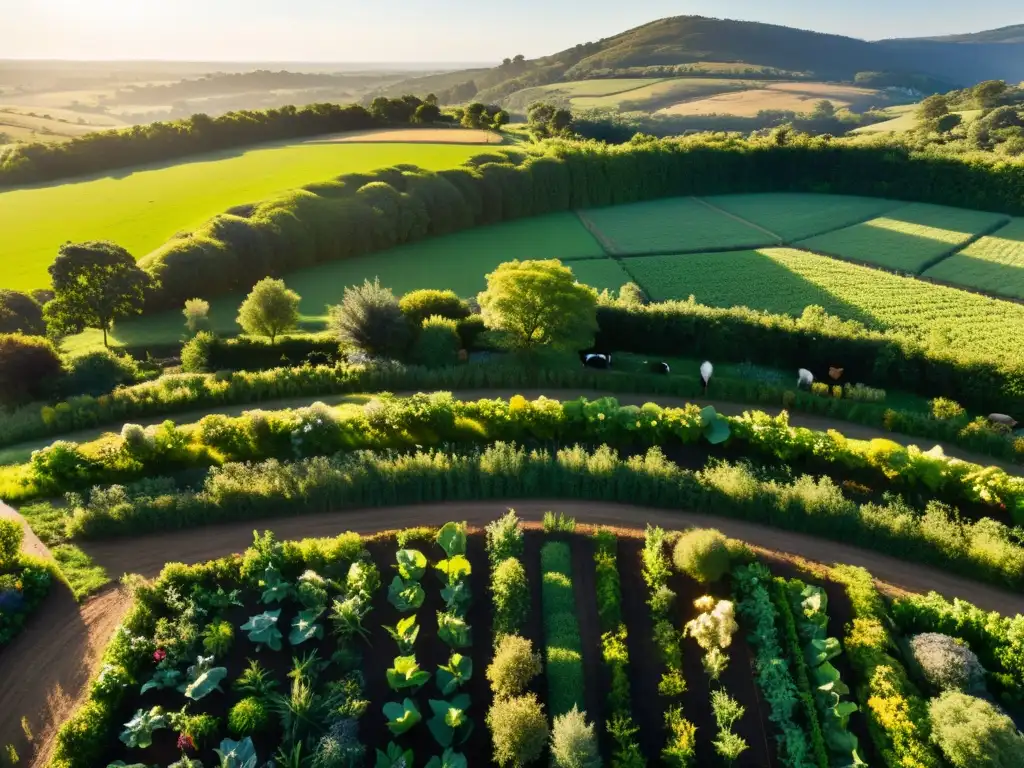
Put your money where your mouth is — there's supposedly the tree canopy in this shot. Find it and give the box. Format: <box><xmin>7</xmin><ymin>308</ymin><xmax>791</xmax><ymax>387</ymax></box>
<box><xmin>236</xmin><ymin>278</ymin><xmax>300</xmax><ymax>343</ymax></box>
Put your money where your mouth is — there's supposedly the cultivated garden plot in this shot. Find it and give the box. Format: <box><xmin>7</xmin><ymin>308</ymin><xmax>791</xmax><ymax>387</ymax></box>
<box><xmin>796</xmin><ymin>202</ymin><xmax>1011</xmax><ymax>274</ymax></box>
<box><xmin>922</xmin><ymin>217</ymin><xmax>1024</xmax><ymax>300</ymax></box>
<box><xmin>48</xmin><ymin>514</ymin><xmax>1024</xmax><ymax>768</ymax></box>
<box><xmin>581</xmin><ymin>196</ymin><xmax>778</xmax><ymax>255</ymax></box>
<box><xmin>703</xmin><ymin>193</ymin><xmax>907</xmax><ymax>242</ymax></box>
<box><xmin>624</xmin><ymin>247</ymin><xmax>1024</xmax><ymax>366</ymax></box>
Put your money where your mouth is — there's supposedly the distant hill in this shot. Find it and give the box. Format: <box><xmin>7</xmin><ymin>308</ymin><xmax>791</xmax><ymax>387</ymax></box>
<box><xmin>370</xmin><ymin>16</ymin><xmax>1024</xmax><ymax>107</ymax></box>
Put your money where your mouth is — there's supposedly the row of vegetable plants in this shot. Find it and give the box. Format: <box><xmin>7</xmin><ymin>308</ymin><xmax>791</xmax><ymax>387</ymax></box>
<box><xmin>15</xmin><ymin>393</ymin><xmax>1023</xmax><ymax>521</ymax></box>
<box><xmin>539</xmin><ymin>540</ymin><xmax>585</xmax><ymax>719</ymax></box>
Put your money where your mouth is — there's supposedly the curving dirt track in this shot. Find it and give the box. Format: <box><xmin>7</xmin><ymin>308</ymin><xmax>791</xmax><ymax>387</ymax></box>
<box><xmin>6</xmin><ymin>498</ymin><xmax>1024</xmax><ymax>764</ymax></box>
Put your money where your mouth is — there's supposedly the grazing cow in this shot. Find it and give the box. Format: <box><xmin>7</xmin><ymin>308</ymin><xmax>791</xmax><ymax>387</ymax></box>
<box><xmin>700</xmin><ymin>361</ymin><xmax>713</xmax><ymax>393</ymax></box>
<box><xmin>829</xmin><ymin>367</ymin><xmax>844</xmax><ymax>381</ymax></box>
<box><xmin>798</xmin><ymin>368</ymin><xmax>814</xmax><ymax>390</ymax></box>
<box><xmin>988</xmin><ymin>413</ymin><xmax>1019</xmax><ymax>429</ymax></box>
<box><xmin>646</xmin><ymin>361</ymin><xmax>670</xmax><ymax>375</ymax></box>
<box><xmin>583</xmin><ymin>353</ymin><xmax>612</xmax><ymax>370</ymax></box>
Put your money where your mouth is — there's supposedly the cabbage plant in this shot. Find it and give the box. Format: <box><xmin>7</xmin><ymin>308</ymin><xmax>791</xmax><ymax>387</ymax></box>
<box><xmin>241</xmin><ymin>609</ymin><xmax>283</xmax><ymax>651</ymax></box>
<box><xmin>426</xmin><ymin>694</ymin><xmax>473</xmax><ymax>748</ymax></box>
<box><xmin>383</xmin><ymin>698</ymin><xmax>422</xmax><ymax>735</ymax></box>
<box><xmin>215</xmin><ymin>736</ymin><xmax>258</xmax><ymax>768</ymax></box>
<box><xmin>289</xmin><ymin>608</ymin><xmax>325</xmax><ymax>646</ymax></box>
<box><xmin>436</xmin><ymin>653</ymin><xmax>473</xmax><ymax>695</ymax></box>
<box><xmin>119</xmin><ymin>706</ymin><xmax>168</xmax><ymax>749</ymax></box>
<box><xmin>425</xmin><ymin>749</ymin><xmax>468</xmax><ymax>768</ymax></box>
<box><xmin>387</xmin><ymin>655</ymin><xmax>431</xmax><ymax>691</ymax></box>
<box><xmin>388</xmin><ymin>576</ymin><xmax>426</xmax><ymax>613</ymax></box>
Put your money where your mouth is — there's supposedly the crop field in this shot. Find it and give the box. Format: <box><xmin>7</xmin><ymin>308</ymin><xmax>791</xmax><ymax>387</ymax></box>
<box><xmin>571</xmin><ymin>77</ymin><xmax>755</xmax><ymax>111</ymax></box>
<box><xmin>624</xmin><ymin>247</ymin><xmax>1024</xmax><ymax>364</ymax></box>
<box><xmin>502</xmin><ymin>78</ymin><xmax>670</xmax><ymax>112</ymax></box>
<box><xmin>796</xmin><ymin>203</ymin><xmax>1011</xmax><ymax>273</ymax></box>
<box><xmin>852</xmin><ymin>106</ymin><xmax>983</xmax><ymax>135</ymax></box>
<box><xmin>705</xmin><ymin>193</ymin><xmax>906</xmax><ymax>241</ymax></box>
<box><xmin>0</xmin><ymin>105</ymin><xmax>124</xmax><ymax>144</ymax></box>
<box><xmin>581</xmin><ymin>197</ymin><xmax>778</xmax><ymax>254</ymax></box>
<box><xmin>0</xmin><ymin>138</ymin><xmax>491</xmax><ymax>292</ymax></box>
<box><xmin>656</xmin><ymin>82</ymin><xmax>883</xmax><ymax>116</ymax></box>
<box><xmin>923</xmin><ymin>218</ymin><xmax>1024</xmax><ymax>299</ymax></box>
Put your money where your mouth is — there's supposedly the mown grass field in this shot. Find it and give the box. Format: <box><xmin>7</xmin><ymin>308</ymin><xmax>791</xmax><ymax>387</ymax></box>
<box><xmin>65</xmin><ymin>213</ymin><xmax>608</xmax><ymax>352</ymax></box>
<box><xmin>622</xmin><ymin>247</ymin><xmax>1024</xmax><ymax>365</ymax></box>
<box><xmin>705</xmin><ymin>193</ymin><xmax>905</xmax><ymax>241</ymax></box>
<box><xmin>852</xmin><ymin>106</ymin><xmax>983</xmax><ymax>135</ymax></box>
<box><xmin>923</xmin><ymin>218</ymin><xmax>1024</xmax><ymax>299</ymax></box>
<box><xmin>582</xmin><ymin>196</ymin><xmax>777</xmax><ymax>254</ymax></box>
<box><xmin>796</xmin><ymin>203</ymin><xmax>1011</xmax><ymax>273</ymax></box>
<box><xmin>0</xmin><ymin>136</ymin><xmax>492</xmax><ymax>291</ymax></box>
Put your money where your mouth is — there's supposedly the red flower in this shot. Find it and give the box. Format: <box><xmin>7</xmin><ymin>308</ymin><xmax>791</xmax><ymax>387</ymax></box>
<box><xmin>177</xmin><ymin>733</ymin><xmax>195</xmax><ymax>752</ymax></box>
<box><xmin>153</xmin><ymin>648</ymin><xmax>167</xmax><ymax>662</ymax></box>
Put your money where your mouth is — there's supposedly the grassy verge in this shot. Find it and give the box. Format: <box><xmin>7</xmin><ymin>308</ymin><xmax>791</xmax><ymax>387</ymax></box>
<box><xmin>19</xmin><ymin>503</ymin><xmax>110</xmax><ymax>601</ymax></box>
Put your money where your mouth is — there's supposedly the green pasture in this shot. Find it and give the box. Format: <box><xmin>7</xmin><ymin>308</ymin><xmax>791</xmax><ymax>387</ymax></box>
<box><xmin>583</xmin><ymin>196</ymin><xmax>777</xmax><ymax>254</ymax></box>
<box><xmin>923</xmin><ymin>218</ymin><xmax>1024</xmax><ymax>299</ymax></box>
<box><xmin>624</xmin><ymin>247</ymin><xmax>1024</xmax><ymax>366</ymax></box>
<box><xmin>570</xmin><ymin>78</ymin><xmax>753</xmax><ymax>110</ymax></box>
<box><xmin>0</xmin><ymin>139</ymin><xmax>489</xmax><ymax>291</ymax></box>
<box><xmin>705</xmin><ymin>193</ymin><xmax>906</xmax><ymax>241</ymax></box>
<box><xmin>64</xmin><ymin>213</ymin><xmax>609</xmax><ymax>353</ymax></box>
<box><xmin>796</xmin><ymin>203</ymin><xmax>1011</xmax><ymax>273</ymax></box>
<box><xmin>852</xmin><ymin>107</ymin><xmax>982</xmax><ymax>135</ymax></box>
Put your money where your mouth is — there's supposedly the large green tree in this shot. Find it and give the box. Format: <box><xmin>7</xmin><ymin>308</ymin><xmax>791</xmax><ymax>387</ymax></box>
<box><xmin>478</xmin><ymin>259</ymin><xmax>597</xmax><ymax>354</ymax></box>
<box><xmin>236</xmin><ymin>278</ymin><xmax>300</xmax><ymax>343</ymax></box>
<box><xmin>44</xmin><ymin>241</ymin><xmax>150</xmax><ymax>347</ymax></box>
<box><xmin>917</xmin><ymin>94</ymin><xmax>950</xmax><ymax>121</ymax></box>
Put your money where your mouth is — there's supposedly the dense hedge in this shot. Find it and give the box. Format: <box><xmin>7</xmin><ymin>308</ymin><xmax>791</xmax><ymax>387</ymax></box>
<box><xmin>17</xmin><ymin>394</ymin><xmax>1024</xmax><ymax>523</ymax></box>
<box><xmin>0</xmin><ymin>103</ymin><xmax>379</xmax><ymax>187</ymax></box>
<box><xmin>596</xmin><ymin>300</ymin><xmax>1024</xmax><ymax>419</ymax></box>
<box><xmin>24</xmin><ymin>442</ymin><xmax>1024</xmax><ymax>589</ymax></box>
<box><xmin>180</xmin><ymin>333</ymin><xmax>343</xmax><ymax>373</ymax></box>
<box><xmin>120</xmin><ymin>134</ymin><xmax>1024</xmax><ymax>313</ymax></box>
<box><xmin>2</xmin><ymin>358</ymin><xmax>1020</xmax><ymax>466</ymax></box>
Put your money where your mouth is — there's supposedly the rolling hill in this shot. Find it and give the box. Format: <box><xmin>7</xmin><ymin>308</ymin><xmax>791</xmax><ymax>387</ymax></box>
<box><xmin>371</xmin><ymin>15</ymin><xmax>1024</xmax><ymax>108</ymax></box>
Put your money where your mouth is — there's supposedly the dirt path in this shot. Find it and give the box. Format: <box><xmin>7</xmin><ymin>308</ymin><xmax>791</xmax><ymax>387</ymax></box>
<box><xmin>3</xmin><ymin>388</ymin><xmax>1017</xmax><ymax>473</ymax></box>
<box><xmin>7</xmin><ymin>498</ymin><xmax>1024</xmax><ymax>765</ymax></box>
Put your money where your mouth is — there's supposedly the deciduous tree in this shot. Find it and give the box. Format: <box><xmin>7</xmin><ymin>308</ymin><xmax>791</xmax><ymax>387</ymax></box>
<box><xmin>236</xmin><ymin>278</ymin><xmax>300</xmax><ymax>343</ymax></box>
<box><xmin>918</xmin><ymin>94</ymin><xmax>950</xmax><ymax>121</ymax></box>
<box><xmin>44</xmin><ymin>241</ymin><xmax>150</xmax><ymax>347</ymax></box>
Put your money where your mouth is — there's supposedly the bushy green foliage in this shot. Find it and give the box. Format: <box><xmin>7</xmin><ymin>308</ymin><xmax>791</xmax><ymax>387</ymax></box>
<box><xmin>487</xmin><ymin>633</ymin><xmax>542</xmax><ymax>699</ymax></box>
<box><xmin>930</xmin><ymin>397</ymin><xmax>966</xmax><ymax>421</ymax></box>
<box><xmin>236</xmin><ymin>278</ymin><xmax>301</xmax><ymax>343</ymax></box>
<box><xmin>662</xmin><ymin>707</ymin><xmax>698</xmax><ymax>767</ymax></box>
<box><xmin>551</xmin><ymin>706</ymin><xmax>600</xmax><ymax>768</ymax></box>
<box><xmin>540</xmin><ymin>541</ymin><xmax>584</xmax><ymax>716</ymax></box>
<box><xmin>412</xmin><ymin>316</ymin><xmax>461</xmax><ymax>368</ymax></box>
<box><xmin>328</xmin><ymin>279</ymin><xmax>410</xmax><ymax>358</ymax></box>
<box><xmin>486</xmin><ymin>693</ymin><xmax>549</xmax><ymax>767</ymax></box>
<box><xmin>485</xmin><ymin>509</ymin><xmax>523</xmax><ymax>566</ymax></box>
<box><xmin>60</xmin><ymin>348</ymin><xmax>146</xmax><ymax>397</ymax></box>
<box><xmin>928</xmin><ymin>691</ymin><xmax>1024</xmax><ymax>768</ymax></box>
<box><xmin>0</xmin><ymin>289</ymin><xmax>45</xmax><ymax>335</ymax></box>
<box><xmin>0</xmin><ymin>519</ymin><xmax>22</xmax><ymax>566</ymax></box>
<box><xmin>399</xmin><ymin>289</ymin><xmax>470</xmax><ymax>327</ymax></box>
<box><xmin>909</xmin><ymin>633</ymin><xmax>987</xmax><ymax>694</ymax></box>
<box><xmin>0</xmin><ymin>333</ymin><xmax>61</xmax><ymax>406</ymax></box>
<box><xmin>228</xmin><ymin>697</ymin><xmax>269</xmax><ymax>737</ymax></box>
<box><xmin>492</xmin><ymin>557</ymin><xmax>529</xmax><ymax>637</ymax></box>
<box><xmin>672</xmin><ymin>528</ymin><xmax>731</xmax><ymax>583</ymax></box>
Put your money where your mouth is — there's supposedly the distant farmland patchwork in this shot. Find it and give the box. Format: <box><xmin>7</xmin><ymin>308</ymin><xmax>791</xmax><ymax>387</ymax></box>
<box><xmin>655</xmin><ymin>82</ymin><xmax>885</xmax><ymax>116</ymax></box>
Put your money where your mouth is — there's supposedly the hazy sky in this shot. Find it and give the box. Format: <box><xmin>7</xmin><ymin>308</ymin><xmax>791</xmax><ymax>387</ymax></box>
<box><xmin>6</xmin><ymin>0</ymin><xmax>1023</xmax><ymax>62</ymax></box>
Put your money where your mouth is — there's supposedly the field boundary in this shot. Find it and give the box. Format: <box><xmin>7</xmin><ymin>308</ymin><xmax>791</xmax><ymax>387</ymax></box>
<box><xmin>913</xmin><ymin>217</ymin><xmax>1015</xmax><ymax>275</ymax></box>
<box><xmin>691</xmin><ymin>195</ymin><xmax>784</xmax><ymax>242</ymax></box>
<box><xmin>574</xmin><ymin>209</ymin><xmax>623</xmax><ymax>255</ymax></box>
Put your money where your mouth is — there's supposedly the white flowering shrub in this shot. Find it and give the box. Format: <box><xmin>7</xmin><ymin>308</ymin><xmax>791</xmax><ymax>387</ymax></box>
<box><xmin>910</xmin><ymin>632</ymin><xmax>987</xmax><ymax>694</ymax></box>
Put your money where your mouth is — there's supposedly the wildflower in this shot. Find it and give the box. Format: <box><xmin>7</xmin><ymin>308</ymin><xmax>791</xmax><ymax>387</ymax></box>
<box><xmin>153</xmin><ymin>648</ymin><xmax>167</xmax><ymax>662</ymax></box>
<box><xmin>597</xmin><ymin>413</ymin><xmax>605</xmax><ymax>421</ymax></box>
<box><xmin>177</xmin><ymin>733</ymin><xmax>196</xmax><ymax>751</ymax></box>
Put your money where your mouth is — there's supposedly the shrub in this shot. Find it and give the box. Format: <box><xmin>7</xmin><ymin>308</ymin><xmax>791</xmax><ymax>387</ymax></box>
<box><xmin>931</xmin><ymin>397</ymin><xmax>966</xmax><ymax>421</ymax></box>
<box><xmin>328</xmin><ymin>279</ymin><xmax>410</xmax><ymax>358</ymax></box>
<box><xmin>487</xmin><ymin>634</ymin><xmax>542</xmax><ymax>699</ymax></box>
<box><xmin>663</xmin><ymin>707</ymin><xmax>698</xmax><ymax>767</ymax></box>
<box><xmin>0</xmin><ymin>333</ymin><xmax>61</xmax><ymax>406</ymax></box>
<box><xmin>183</xmin><ymin>298</ymin><xmax>211</xmax><ymax>335</ymax></box>
<box><xmin>492</xmin><ymin>557</ymin><xmax>529</xmax><ymax>636</ymax></box>
<box><xmin>672</xmin><ymin>528</ymin><xmax>731</xmax><ymax>583</ymax></box>
<box><xmin>909</xmin><ymin>633</ymin><xmax>987</xmax><ymax>694</ymax></box>
<box><xmin>618</xmin><ymin>282</ymin><xmax>647</xmax><ymax>307</ymax></box>
<box><xmin>399</xmin><ymin>289</ymin><xmax>470</xmax><ymax>327</ymax></box>
<box><xmin>0</xmin><ymin>290</ymin><xmax>45</xmax><ymax>335</ymax></box>
<box><xmin>487</xmin><ymin>693</ymin><xmax>549</xmax><ymax>767</ymax></box>
<box><xmin>0</xmin><ymin>519</ymin><xmax>23</xmax><ymax>567</ymax></box>
<box><xmin>227</xmin><ymin>697</ymin><xmax>269</xmax><ymax>737</ymax></box>
<box><xmin>411</xmin><ymin>316</ymin><xmax>461</xmax><ymax>368</ymax></box>
<box><xmin>551</xmin><ymin>706</ymin><xmax>600</xmax><ymax>768</ymax></box>
<box><xmin>180</xmin><ymin>330</ymin><xmax>215</xmax><ymax>373</ymax></box>
<box><xmin>61</xmin><ymin>349</ymin><xmax>143</xmax><ymax>397</ymax></box>
<box><xmin>236</xmin><ymin>278</ymin><xmax>300</xmax><ymax>343</ymax></box>
<box><xmin>485</xmin><ymin>509</ymin><xmax>524</xmax><ymax>565</ymax></box>
<box><xmin>928</xmin><ymin>691</ymin><xmax>1024</xmax><ymax>768</ymax></box>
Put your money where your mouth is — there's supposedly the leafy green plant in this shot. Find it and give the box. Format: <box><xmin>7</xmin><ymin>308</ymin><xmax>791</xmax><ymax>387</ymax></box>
<box><xmin>384</xmin><ymin>615</ymin><xmax>420</xmax><ymax>653</ymax></box>
<box><xmin>288</xmin><ymin>608</ymin><xmax>324</xmax><ymax>646</ymax></box>
<box><xmin>179</xmin><ymin>655</ymin><xmax>228</xmax><ymax>701</ymax></box>
<box><xmin>550</xmin><ymin>706</ymin><xmax>600</xmax><ymax>768</ymax></box>
<box><xmin>233</xmin><ymin>659</ymin><xmax>278</xmax><ymax>697</ymax></box>
<box><xmin>427</xmin><ymin>694</ymin><xmax>474</xmax><ymax>748</ymax></box>
<box><xmin>542</xmin><ymin>511</ymin><xmax>576</xmax><ymax>533</ymax></box>
<box><xmin>437</xmin><ymin>611</ymin><xmax>471</xmax><ymax>648</ymax></box>
<box><xmin>388</xmin><ymin>575</ymin><xmax>426</xmax><ymax>613</ymax></box>
<box><xmin>140</xmin><ymin>666</ymin><xmax>182</xmax><ymax>695</ymax></box>
<box><xmin>485</xmin><ymin>509</ymin><xmax>523</xmax><ymax>566</ymax></box>
<box><xmin>375</xmin><ymin>742</ymin><xmax>413</xmax><ymax>768</ymax></box>
<box><xmin>662</xmin><ymin>707</ymin><xmax>697</xmax><ymax>767</ymax></box>
<box><xmin>441</xmin><ymin>579</ymin><xmax>472</xmax><ymax>617</ymax></box>
<box><xmin>436</xmin><ymin>554</ymin><xmax>472</xmax><ymax>584</ymax></box>
<box><xmin>330</xmin><ymin>595</ymin><xmax>371</xmax><ymax>642</ymax></box>
<box><xmin>437</xmin><ymin>522</ymin><xmax>467</xmax><ymax>558</ymax></box>
<box><xmin>383</xmin><ymin>698</ymin><xmax>422</xmax><ymax>736</ymax></box>
<box><xmin>214</xmin><ymin>736</ymin><xmax>258</xmax><ymax>768</ymax></box>
<box><xmin>387</xmin><ymin>655</ymin><xmax>431</xmax><ymax>692</ymax></box>
<box><xmin>202</xmin><ymin>619</ymin><xmax>234</xmax><ymax>657</ymax></box>
<box><xmin>241</xmin><ymin>610</ymin><xmax>283</xmax><ymax>652</ymax></box>
<box><xmin>436</xmin><ymin>653</ymin><xmax>473</xmax><ymax>695</ymax></box>
<box><xmin>119</xmin><ymin>706</ymin><xmax>168</xmax><ymax>749</ymax></box>
<box><xmin>425</xmin><ymin>748</ymin><xmax>468</xmax><ymax>768</ymax></box>
<box><xmin>260</xmin><ymin>565</ymin><xmax>293</xmax><ymax>604</ymax></box>
<box><xmin>396</xmin><ymin>549</ymin><xmax>427</xmax><ymax>581</ymax></box>
<box><xmin>700</xmin><ymin>405</ymin><xmax>731</xmax><ymax>444</ymax></box>
<box><xmin>486</xmin><ymin>693</ymin><xmax>548</xmax><ymax>767</ymax></box>
<box><xmin>492</xmin><ymin>556</ymin><xmax>529</xmax><ymax>636</ymax></box>
<box><xmin>487</xmin><ymin>634</ymin><xmax>542</xmax><ymax>699</ymax></box>
<box><xmin>228</xmin><ymin>697</ymin><xmax>269</xmax><ymax>737</ymax></box>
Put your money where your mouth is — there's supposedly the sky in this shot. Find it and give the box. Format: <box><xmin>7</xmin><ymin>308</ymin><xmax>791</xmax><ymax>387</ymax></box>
<box><xmin>5</xmin><ymin>0</ymin><xmax>1022</xmax><ymax>63</ymax></box>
